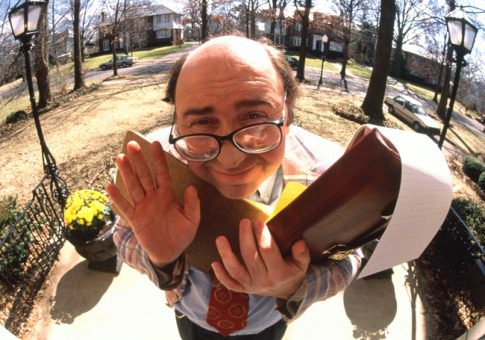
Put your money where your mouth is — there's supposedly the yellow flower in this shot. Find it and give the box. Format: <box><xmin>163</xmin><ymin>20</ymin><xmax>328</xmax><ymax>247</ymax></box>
<box><xmin>63</xmin><ymin>189</ymin><xmax>111</xmax><ymax>236</ymax></box>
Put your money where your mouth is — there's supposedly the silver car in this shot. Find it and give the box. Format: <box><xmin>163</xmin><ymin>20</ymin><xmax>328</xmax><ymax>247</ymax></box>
<box><xmin>385</xmin><ymin>95</ymin><xmax>441</xmax><ymax>135</ymax></box>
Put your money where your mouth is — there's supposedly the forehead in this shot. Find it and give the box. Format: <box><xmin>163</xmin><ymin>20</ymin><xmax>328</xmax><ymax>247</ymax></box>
<box><xmin>174</xmin><ymin>38</ymin><xmax>284</xmax><ymax>113</ymax></box>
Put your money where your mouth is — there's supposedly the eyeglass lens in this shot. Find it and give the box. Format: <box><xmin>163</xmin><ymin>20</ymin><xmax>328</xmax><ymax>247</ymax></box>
<box><xmin>174</xmin><ymin>123</ymin><xmax>281</xmax><ymax>161</ymax></box>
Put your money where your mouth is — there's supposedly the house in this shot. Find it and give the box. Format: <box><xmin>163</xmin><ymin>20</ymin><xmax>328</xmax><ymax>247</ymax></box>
<box><xmin>98</xmin><ymin>3</ymin><xmax>184</xmax><ymax>54</ymax></box>
<box><xmin>285</xmin><ymin>12</ymin><xmax>345</xmax><ymax>58</ymax></box>
<box><xmin>402</xmin><ymin>45</ymin><xmax>441</xmax><ymax>86</ymax></box>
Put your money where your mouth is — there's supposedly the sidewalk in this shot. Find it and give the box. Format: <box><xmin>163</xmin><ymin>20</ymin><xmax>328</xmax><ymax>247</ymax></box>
<box><xmin>25</xmin><ymin>242</ymin><xmax>427</xmax><ymax>340</ymax></box>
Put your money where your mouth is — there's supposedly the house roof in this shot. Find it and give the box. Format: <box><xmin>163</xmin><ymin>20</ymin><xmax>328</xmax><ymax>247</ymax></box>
<box><xmin>402</xmin><ymin>44</ymin><xmax>434</xmax><ymax>60</ymax></box>
<box><xmin>139</xmin><ymin>3</ymin><xmax>182</xmax><ymax>16</ymax></box>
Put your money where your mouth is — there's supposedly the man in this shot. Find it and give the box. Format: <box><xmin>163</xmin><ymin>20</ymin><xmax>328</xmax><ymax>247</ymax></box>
<box><xmin>106</xmin><ymin>35</ymin><xmax>361</xmax><ymax>339</ymax></box>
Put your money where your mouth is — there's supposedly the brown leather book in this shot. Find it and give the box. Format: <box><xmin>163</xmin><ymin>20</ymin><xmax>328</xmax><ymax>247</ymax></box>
<box><xmin>115</xmin><ymin>127</ymin><xmax>401</xmax><ymax>272</ymax></box>
<box><xmin>266</xmin><ymin>127</ymin><xmax>401</xmax><ymax>262</ymax></box>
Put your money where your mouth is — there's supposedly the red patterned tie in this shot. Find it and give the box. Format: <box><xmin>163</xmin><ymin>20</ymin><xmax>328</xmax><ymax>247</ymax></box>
<box><xmin>206</xmin><ymin>278</ymin><xmax>249</xmax><ymax>336</ymax></box>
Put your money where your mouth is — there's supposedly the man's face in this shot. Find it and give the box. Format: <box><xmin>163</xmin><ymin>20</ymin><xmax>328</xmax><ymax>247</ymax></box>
<box><xmin>174</xmin><ymin>39</ymin><xmax>288</xmax><ymax>199</ymax></box>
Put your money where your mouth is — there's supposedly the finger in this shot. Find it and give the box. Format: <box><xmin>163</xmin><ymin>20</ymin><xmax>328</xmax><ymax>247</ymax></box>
<box><xmin>151</xmin><ymin>141</ymin><xmax>172</xmax><ymax>191</ymax></box>
<box><xmin>252</xmin><ymin>220</ymin><xmax>284</xmax><ymax>270</ymax></box>
<box><xmin>106</xmin><ymin>182</ymin><xmax>134</xmax><ymax>219</ymax></box>
<box><xmin>215</xmin><ymin>236</ymin><xmax>251</xmax><ymax>286</ymax></box>
<box><xmin>239</xmin><ymin>219</ymin><xmax>267</xmax><ymax>277</ymax></box>
<box><xmin>183</xmin><ymin>185</ymin><xmax>200</xmax><ymax>226</ymax></box>
<box><xmin>126</xmin><ymin>141</ymin><xmax>156</xmax><ymax>193</ymax></box>
<box><xmin>116</xmin><ymin>154</ymin><xmax>145</xmax><ymax>203</ymax></box>
<box><xmin>290</xmin><ymin>240</ymin><xmax>311</xmax><ymax>270</ymax></box>
<box><xmin>211</xmin><ymin>261</ymin><xmax>245</xmax><ymax>292</ymax></box>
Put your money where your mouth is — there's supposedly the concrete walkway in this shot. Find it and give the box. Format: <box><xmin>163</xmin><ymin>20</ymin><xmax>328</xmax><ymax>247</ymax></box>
<box><xmin>25</xmin><ymin>242</ymin><xmax>427</xmax><ymax>340</ymax></box>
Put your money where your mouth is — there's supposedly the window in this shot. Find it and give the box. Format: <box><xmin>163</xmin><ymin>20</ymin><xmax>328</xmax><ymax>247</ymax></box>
<box><xmin>103</xmin><ymin>39</ymin><xmax>110</xmax><ymax>52</ymax></box>
<box><xmin>156</xmin><ymin>30</ymin><xmax>171</xmax><ymax>39</ymax></box>
<box><xmin>156</xmin><ymin>14</ymin><xmax>171</xmax><ymax>24</ymax></box>
<box><xmin>292</xmin><ymin>36</ymin><xmax>301</xmax><ymax>47</ymax></box>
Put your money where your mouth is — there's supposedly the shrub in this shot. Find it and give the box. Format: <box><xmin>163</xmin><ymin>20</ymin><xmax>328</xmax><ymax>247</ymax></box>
<box><xmin>478</xmin><ymin>172</ymin><xmax>485</xmax><ymax>192</ymax></box>
<box><xmin>5</xmin><ymin>110</ymin><xmax>28</xmax><ymax>124</ymax></box>
<box><xmin>332</xmin><ymin>103</ymin><xmax>401</xmax><ymax>129</ymax></box>
<box><xmin>0</xmin><ymin>196</ymin><xmax>31</xmax><ymax>284</ymax></box>
<box><xmin>451</xmin><ymin>197</ymin><xmax>485</xmax><ymax>247</ymax></box>
<box><xmin>463</xmin><ymin>156</ymin><xmax>485</xmax><ymax>183</ymax></box>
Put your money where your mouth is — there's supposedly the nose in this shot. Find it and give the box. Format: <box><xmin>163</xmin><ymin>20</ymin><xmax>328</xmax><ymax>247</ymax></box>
<box><xmin>215</xmin><ymin>140</ymin><xmax>247</xmax><ymax>169</ymax></box>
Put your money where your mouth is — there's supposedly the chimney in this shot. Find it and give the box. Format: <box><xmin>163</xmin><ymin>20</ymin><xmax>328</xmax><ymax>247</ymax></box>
<box><xmin>101</xmin><ymin>11</ymin><xmax>106</xmax><ymax>23</ymax></box>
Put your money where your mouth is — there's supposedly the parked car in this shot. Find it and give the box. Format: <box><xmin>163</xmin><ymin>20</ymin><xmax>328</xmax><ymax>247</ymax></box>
<box><xmin>384</xmin><ymin>95</ymin><xmax>441</xmax><ymax>135</ymax></box>
<box><xmin>285</xmin><ymin>55</ymin><xmax>298</xmax><ymax>70</ymax></box>
<box><xmin>99</xmin><ymin>55</ymin><xmax>137</xmax><ymax>70</ymax></box>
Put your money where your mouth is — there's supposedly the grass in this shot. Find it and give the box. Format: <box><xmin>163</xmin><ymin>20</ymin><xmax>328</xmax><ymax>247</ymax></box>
<box><xmin>82</xmin><ymin>43</ymin><xmax>191</xmax><ymax>71</ymax></box>
<box><xmin>288</xmin><ymin>54</ymin><xmax>341</xmax><ymax>72</ymax></box>
<box><xmin>404</xmin><ymin>82</ymin><xmax>436</xmax><ymax>102</ymax></box>
<box><xmin>0</xmin><ymin>44</ymin><xmax>192</xmax><ymax>123</ymax></box>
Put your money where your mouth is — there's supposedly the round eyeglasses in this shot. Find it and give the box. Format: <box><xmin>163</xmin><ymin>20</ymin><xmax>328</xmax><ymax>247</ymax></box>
<box><xmin>169</xmin><ymin>117</ymin><xmax>284</xmax><ymax>162</ymax></box>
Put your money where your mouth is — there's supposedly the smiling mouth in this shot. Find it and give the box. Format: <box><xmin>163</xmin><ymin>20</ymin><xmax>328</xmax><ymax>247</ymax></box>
<box><xmin>211</xmin><ymin>165</ymin><xmax>255</xmax><ymax>179</ymax></box>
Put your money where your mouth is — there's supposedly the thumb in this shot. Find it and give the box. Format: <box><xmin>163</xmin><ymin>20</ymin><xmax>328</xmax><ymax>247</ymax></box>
<box><xmin>291</xmin><ymin>240</ymin><xmax>310</xmax><ymax>269</ymax></box>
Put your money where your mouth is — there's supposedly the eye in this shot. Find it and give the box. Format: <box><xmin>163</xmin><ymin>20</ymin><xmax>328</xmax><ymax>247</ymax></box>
<box><xmin>246</xmin><ymin>112</ymin><xmax>268</xmax><ymax>120</ymax></box>
<box><xmin>189</xmin><ymin>118</ymin><xmax>216</xmax><ymax>127</ymax></box>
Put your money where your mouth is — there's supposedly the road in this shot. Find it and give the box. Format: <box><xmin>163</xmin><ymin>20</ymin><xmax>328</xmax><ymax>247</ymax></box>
<box><xmin>306</xmin><ymin>66</ymin><xmax>484</xmax><ymax>134</ymax></box>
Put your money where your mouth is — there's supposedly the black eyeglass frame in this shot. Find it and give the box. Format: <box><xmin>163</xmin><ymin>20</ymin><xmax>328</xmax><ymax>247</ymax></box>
<box><xmin>168</xmin><ymin>116</ymin><xmax>285</xmax><ymax>161</ymax></box>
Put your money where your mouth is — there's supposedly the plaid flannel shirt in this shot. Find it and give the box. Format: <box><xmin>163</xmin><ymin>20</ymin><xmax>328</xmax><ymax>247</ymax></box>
<box><xmin>113</xmin><ymin>125</ymin><xmax>362</xmax><ymax>322</ymax></box>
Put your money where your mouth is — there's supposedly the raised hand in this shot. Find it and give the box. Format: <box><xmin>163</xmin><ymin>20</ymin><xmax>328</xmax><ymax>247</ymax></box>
<box><xmin>211</xmin><ymin>219</ymin><xmax>310</xmax><ymax>300</ymax></box>
<box><xmin>106</xmin><ymin>141</ymin><xmax>200</xmax><ymax>268</ymax></box>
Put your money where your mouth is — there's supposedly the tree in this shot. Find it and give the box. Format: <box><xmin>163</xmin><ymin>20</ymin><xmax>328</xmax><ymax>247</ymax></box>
<box><xmin>240</xmin><ymin>0</ymin><xmax>262</xmax><ymax>38</ymax></box>
<box><xmin>333</xmin><ymin>0</ymin><xmax>368</xmax><ymax>91</ymax></box>
<box><xmin>391</xmin><ymin>0</ymin><xmax>432</xmax><ymax>78</ymax></box>
<box><xmin>72</xmin><ymin>0</ymin><xmax>84</xmax><ymax>90</ymax></box>
<box><xmin>34</xmin><ymin>2</ymin><xmax>52</xmax><ymax>109</ymax></box>
<box><xmin>293</xmin><ymin>0</ymin><xmax>312</xmax><ymax>82</ymax></box>
<box><xmin>99</xmin><ymin>0</ymin><xmax>130</xmax><ymax>76</ymax></box>
<box><xmin>80</xmin><ymin>0</ymin><xmax>100</xmax><ymax>61</ymax></box>
<box><xmin>361</xmin><ymin>0</ymin><xmax>396</xmax><ymax>121</ymax></box>
<box><xmin>201</xmin><ymin>0</ymin><xmax>208</xmax><ymax>40</ymax></box>
<box><xmin>267</xmin><ymin>0</ymin><xmax>289</xmax><ymax>43</ymax></box>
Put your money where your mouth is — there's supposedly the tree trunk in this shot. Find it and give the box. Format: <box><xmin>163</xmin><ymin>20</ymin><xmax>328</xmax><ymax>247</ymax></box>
<box><xmin>201</xmin><ymin>0</ymin><xmax>208</xmax><ymax>41</ymax></box>
<box><xmin>270</xmin><ymin>0</ymin><xmax>277</xmax><ymax>41</ymax></box>
<box><xmin>34</xmin><ymin>3</ymin><xmax>51</xmax><ymax>109</ymax></box>
<box><xmin>112</xmin><ymin>45</ymin><xmax>118</xmax><ymax>76</ymax></box>
<box><xmin>433</xmin><ymin>33</ymin><xmax>448</xmax><ymax>103</ymax></box>
<box><xmin>296</xmin><ymin>0</ymin><xmax>311</xmax><ymax>82</ymax></box>
<box><xmin>73</xmin><ymin>0</ymin><xmax>85</xmax><ymax>91</ymax></box>
<box><xmin>250</xmin><ymin>2</ymin><xmax>256</xmax><ymax>38</ymax></box>
<box><xmin>340</xmin><ymin>40</ymin><xmax>349</xmax><ymax>91</ymax></box>
<box><xmin>361</xmin><ymin>0</ymin><xmax>396</xmax><ymax>122</ymax></box>
<box><xmin>391</xmin><ymin>35</ymin><xmax>404</xmax><ymax>78</ymax></box>
<box><xmin>437</xmin><ymin>0</ymin><xmax>456</xmax><ymax>119</ymax></box>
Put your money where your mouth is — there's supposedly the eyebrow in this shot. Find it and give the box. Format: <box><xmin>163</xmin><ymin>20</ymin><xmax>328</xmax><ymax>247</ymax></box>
<box><xmin>180</xmin><ymin>98</ymin><xmax>276</xmax><ymax>118</ymax></box>
<box><xmin>181</xmin><ymin>106</ymin><xmax>214</xmax><ymax>118</ymax></box>
<box><xmin>234</xmin><ymin>98</ymin><xmax>275</xmax><ymax>111</ymax></box>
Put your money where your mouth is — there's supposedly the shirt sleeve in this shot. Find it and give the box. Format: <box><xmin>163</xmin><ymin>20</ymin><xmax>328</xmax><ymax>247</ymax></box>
<box><xmin>277</xmin><ymin>249</ymin><xmax>363</xmax><ymax>321</ymax></box>
<box><xmin>113</xmin><ymin>216</ymin><xmax>187</xmax><ymax>291</ymax></box>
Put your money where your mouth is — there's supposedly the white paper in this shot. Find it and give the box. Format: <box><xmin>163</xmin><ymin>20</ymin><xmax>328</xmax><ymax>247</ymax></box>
<box><xmin>358</xmin><ymin>125</ymin><xmax>453</xmax><ymax>278</ymax></box>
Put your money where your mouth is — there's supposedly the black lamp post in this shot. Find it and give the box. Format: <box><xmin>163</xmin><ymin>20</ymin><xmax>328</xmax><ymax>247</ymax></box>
<box><xmin>438</xmin><ymin>7</ymin><xmax>478</xmax><ymax>149</ymax></box>
<box><xmin>9</xmin><ymin>0</ymin><xmax>69</xmax><ymax>207</ymax></box>
<box><xmin>317</xmin><ymin>34</ymin><xmax>328</xmax><ymax>89</ymax></box>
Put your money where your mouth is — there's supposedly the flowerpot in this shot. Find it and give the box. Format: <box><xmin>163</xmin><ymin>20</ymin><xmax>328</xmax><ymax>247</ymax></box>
<box><xmin>65</xmin><ymin>223</ymin><xmax>121</xmax><ymax>274</ymax></box>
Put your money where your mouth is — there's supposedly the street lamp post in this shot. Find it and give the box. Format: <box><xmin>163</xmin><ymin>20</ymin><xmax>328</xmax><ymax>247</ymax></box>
<box><xmin>438</xmin><ymin>7</ymin><xmax>478</xmax><ymax>149</ymax></box>
<box><xmin>317</xmin><ymin>34</ymin><xmax>328</xmax><ymax>90</ymax></box>
<box><xmin>9</xmin><ymin>0</ymin><xmax>69</xmax><ymax>207</ymax></box>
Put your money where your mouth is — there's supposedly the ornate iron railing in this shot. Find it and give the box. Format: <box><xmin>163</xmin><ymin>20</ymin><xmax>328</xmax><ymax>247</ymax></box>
<box><xmin>0</xmin><ymin>175</ymin><xmax>65</xmax><ymax>335</ymax></box>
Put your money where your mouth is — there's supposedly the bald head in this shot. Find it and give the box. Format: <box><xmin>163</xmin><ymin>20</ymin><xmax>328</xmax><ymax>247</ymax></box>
<box><xmin>165</xmin><ymin>35</ymin><xmax>298</xmax><ymax>123</ymax></box>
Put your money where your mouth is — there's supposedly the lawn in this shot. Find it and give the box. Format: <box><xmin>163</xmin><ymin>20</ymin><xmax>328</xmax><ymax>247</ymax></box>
<box><xmin>0</xmin><ymin>44</ymin><xmax>191</xmax><ymax>123</ymax></box>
